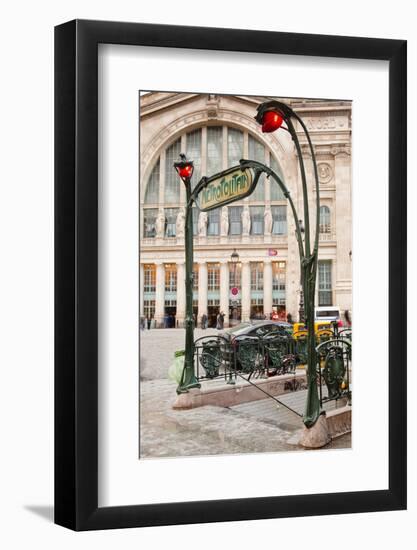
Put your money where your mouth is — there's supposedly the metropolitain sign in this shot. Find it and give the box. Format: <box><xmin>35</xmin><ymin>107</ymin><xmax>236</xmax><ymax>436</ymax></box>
<box><xmin>198</xmin><ymin>166</ymin><xmax>255</xmax><ymax>211</ymax></box>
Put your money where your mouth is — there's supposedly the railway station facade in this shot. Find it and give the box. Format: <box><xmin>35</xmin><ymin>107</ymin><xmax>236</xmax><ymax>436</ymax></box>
<box><xmin>139</xmin><ymin>92</ymin><xmax>352</xmax><ymax>328</ymax></box>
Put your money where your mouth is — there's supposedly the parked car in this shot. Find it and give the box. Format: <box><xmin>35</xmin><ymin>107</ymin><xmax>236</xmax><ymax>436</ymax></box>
<box><xmin>218</xmin><ymin>321</ymin><xmax>294</xmax><ymax>377</ymax></box>
<box><xmin>220</xmin><ymin>320</ymin><xmax>293</xmax><ymax>342</ymax></box>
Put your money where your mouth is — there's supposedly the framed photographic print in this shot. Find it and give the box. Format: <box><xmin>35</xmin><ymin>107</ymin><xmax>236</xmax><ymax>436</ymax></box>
<box><xmin>55</xmin><ymin>20</ymin><xmax>407</xmax><ymax>530</ymax></box>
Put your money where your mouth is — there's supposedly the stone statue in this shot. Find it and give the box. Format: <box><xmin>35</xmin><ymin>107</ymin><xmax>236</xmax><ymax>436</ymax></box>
<box><xmin>156</xmin><ymin>208</ymin><xmax>165</xmax><ymax>238</ymax></box>
<box><xmin>220</xmin><ymin>206</ymin><xmax>229</xmax><ymax>236</ymax></box>
<box><xmin>264</xmin><ymin>207</ymin><xmax>273</xmax><ymax>235</ymax></box>
<box><xmin>176</xmin><ymin>207</ymin><xmax>185</xmax><ymax>238</ymax></box>
<box><xmin>242</xmin><ymin>206</ymin><xmax>251</xmax><ymax>236</ymax></box>
<box><xmin>198</xmin><ymin>211</ymin><xmax>208</xmax><ymax>237</ymax></box>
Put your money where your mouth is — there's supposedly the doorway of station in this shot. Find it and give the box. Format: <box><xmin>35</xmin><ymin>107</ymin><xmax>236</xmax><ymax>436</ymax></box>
<box><xmin>250</xmin><ymin>302</ymin><xmax>265</xmax><ymax>320</ymax></box>
<box><xmin>207</xmin><ymin>305</ymin><xmax>220</xmax><ymax>328</ymax></box>
<box><xmin>163</xmin><ymin>306</ymin><xmax>176</xmax><ymax>328</ymax></box>
<box><xmin>229</xmin><ymin>302</ymin><xmax>241</xmax><ymax>327</ymax></box>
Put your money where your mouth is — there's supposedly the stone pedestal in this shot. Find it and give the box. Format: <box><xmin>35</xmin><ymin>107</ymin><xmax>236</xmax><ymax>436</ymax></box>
<box><xmin>172</xmin><ymin>388</ymin><xmax>201</xmax><ymax>410</ymax></box>
<box><xmin>299</xmin><ymin>413</ymin><xmax>331</xmax><ymax>448</ymax></box>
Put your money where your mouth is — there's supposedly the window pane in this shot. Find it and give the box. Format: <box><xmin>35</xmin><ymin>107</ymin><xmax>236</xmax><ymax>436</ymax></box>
<box><xmin>271</xmin><ymin>205</ymin><xmax>287</xmax><ymax>235</ymax></box>
<box><xmin>229</xmin><ymin>263</ymin><xmax>241</xmax><ymax>288</ymax></box>
<box><xmin>270</xmin><ymin>155</ymin><xmax>285</xmax><ymax>200</ymax></box>
<box><xmin>248</xmin><ymin>135</ymin><xmax>265</xmax><ymax>201</ymax></box>
<box><xmin>164</xmin><ymin>208</ymin><xmax>178</xmax><ymax>237</ymax></box>
<box><xmin>143</xmin><ymin>300</ymin><xmax>155</xmax><ymax>319</ymax></box>
<box><xmin>207</xmin><ymin>263</ymin><xmax>220</xmax><ymax>291</ymax></box>
<box><xmin>186</xmin><ymin>129</ymin><xmax>201</xmax><ymax>188</ymax></box>
<box><xmin>272</xmin><ymin>261</ymin><xmax>286</xmax><ymax>291</ymax></box>
<box><xmin>165</xmin><ymin>139</ymin><xmax>181</xmax><ymax>203</ymax></box>
<box><xmin>207</xmin><ymin>127</ymin><xmax>222</xmax><ymax>175</ymax></box>
<box><xmin>318</xmin><ymin>260</ymin><xmax>332</xmax><ymax>306</ymax></box>
<box><xmin>143</xmin><ymin>208</ymin><xmax>158</xmax><ymax>238</ymax></box>
<box><xmin>143</xmin><ymin>264</ymin><xmax>156</xmax><ymax>292</ymax></box>
<box><xmin>250</xmin><ymin>206</ymin><xmax>264</xmax><ymax>235</ymax></box>
<box><xmin>319</xmin><ymin>206</ymin><xmax>331</xmax><ymax>233</ymax></box>
<box><xmin>207</xmin><ymin>208</ymin><xmax>220</xmax><ymax>236</ymax></box>
<box><xmin>227</xmin><ymin>128</ymin><xmax>243</xmax><ymax>167</ymax></box>
<box><xmin>229</xmin><ymin>206</ymin><xmax>243</xmax><ymax>235</ymax></box>
<box><xmin>144</xmin><ymin>159</ymin><xmax>160</xmax><ymax>204</ymax></box>
<box><xmin>250</xmin><ymin>262</ymin><xmax>264</xmax><ymax>291</ymax></box>
<box><xmin>164</xmin><ymin>264</ymin><xmax>177</xmax><ymax>292</ymax></box>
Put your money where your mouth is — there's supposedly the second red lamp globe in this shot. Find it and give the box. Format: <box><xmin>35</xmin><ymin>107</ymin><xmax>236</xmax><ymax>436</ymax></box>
<box><xmin>261</xmin><ymin>110</ymin><xmax>284</xmax><ymax>133</ymax></box>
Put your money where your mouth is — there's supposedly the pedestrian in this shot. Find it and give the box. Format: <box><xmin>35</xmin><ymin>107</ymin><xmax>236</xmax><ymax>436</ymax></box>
<box><xmin>344</xmin><ymin>309</ymin><xmax>351</xmax><ymax>327</ymax></box>
<box><xmin>216</xmin><ymin>312</ymin><xmax>221</xmax><ymax>330</ymax></box>
<box><xmin>201</xmin><ymin>313</ymin><xmax>207</xmax><ymax>329</ymax></box>
<box><xmin>147</xmin><ymin>316</ymin><xmax>151</xmax><ymax>330</ymax></box>
<box><xmin>219</xmin><ymin>311</ymin><xmax>225</xmax><ymax>329</ymax></box>
<box><xmin>286</xmin><ymin>313</ymin><xmax>293</xmax><ymax>325</ymax></box>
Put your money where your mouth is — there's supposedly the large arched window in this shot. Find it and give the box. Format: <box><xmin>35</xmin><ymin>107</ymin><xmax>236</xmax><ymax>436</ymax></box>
<box><xmin>144</xmin><ymin>159</ymin><xmax>159</xmax><ymax>204</ymax></box>
<box><xmin>142</xmin><ymin>125</ymin><xmax>286</xmax><ymax>238</ymax></box>
<box><xmin>319</xmin><ymin>205</ymin><xmax>331</xmax><ymax>234</ymax></box>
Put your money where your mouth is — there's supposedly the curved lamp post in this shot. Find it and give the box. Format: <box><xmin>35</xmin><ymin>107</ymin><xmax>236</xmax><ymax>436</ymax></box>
<box><xmin>254</xmin><ymin>100</ymin><xmax>322</xmax><ymax>428</ymax></box>
<box><xmin>173</xmin><ymin>154</ymin><xmax>201</xmax><ymax>393</ymax></box>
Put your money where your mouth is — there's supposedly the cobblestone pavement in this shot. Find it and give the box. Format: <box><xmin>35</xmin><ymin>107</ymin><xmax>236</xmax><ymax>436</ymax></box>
<box><xmin>139</xmin><ymin>328</ymin><xmax>351</xmax><ymax>459</ymax></box>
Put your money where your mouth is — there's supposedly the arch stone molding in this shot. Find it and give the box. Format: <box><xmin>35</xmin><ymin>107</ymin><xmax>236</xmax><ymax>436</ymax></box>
<box><xmin>140</xmin><ymin>108</ymin><xmax>293</xmax><ymax>203</ymax></box>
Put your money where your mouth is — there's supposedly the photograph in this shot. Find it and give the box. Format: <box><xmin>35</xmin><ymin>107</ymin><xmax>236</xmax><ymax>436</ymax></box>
<box><xmin>139</xmin><ymin>92</ymin><xmax>352</xmax><ymax>459</ymax></box>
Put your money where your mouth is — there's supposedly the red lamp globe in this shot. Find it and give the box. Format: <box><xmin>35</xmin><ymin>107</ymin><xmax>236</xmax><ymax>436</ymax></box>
<box><xmin>261</xmin><ymin>110</ymin><xmax>283</xmax><ymax>133</ymax></box>
<box><xmin>177</xmin><ymin>162</ymin><xmax>194</xmax><ymax>181</ymax></box>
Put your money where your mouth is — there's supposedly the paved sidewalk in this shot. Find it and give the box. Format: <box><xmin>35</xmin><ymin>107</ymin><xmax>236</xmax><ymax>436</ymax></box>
<box><xmin>139</xmin><ymin>328</ymin><xmax>351</xmax><ymax>459</ymax></box>
<box><xmin>140</xmin><ymin>379</ymin><xmax>351</xmax><ymax>459</ymax></box>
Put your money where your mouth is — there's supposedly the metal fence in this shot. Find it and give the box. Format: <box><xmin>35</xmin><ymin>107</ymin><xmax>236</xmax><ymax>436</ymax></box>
<box><xmin>192</xmin><ymin>327</ymin><xmax>352</xmax><ymax>408</ymax></box>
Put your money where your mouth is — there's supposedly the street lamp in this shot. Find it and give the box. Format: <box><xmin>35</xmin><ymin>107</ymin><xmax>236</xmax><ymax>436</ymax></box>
<box><xmin>173</xmin><ymin>154</ymin><xmax>201</xmax><ymax>394</ymax></box>
<box><xmin>230</xmin><ymin>249</ymin><xmax>240</xmax><ymax>324</ymax></box>
<box><xmin>255</xmin><ymin>100</ymin><xmax>322</xmax><ymax>429</ymax></box>
<box><xmin>230</xmin><ymin>248</ymin><xmax>240</xmax><ymax>265</ymax></box>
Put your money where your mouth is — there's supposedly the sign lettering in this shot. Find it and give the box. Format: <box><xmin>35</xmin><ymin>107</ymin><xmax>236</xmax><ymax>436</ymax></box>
<box><xmin>199</xmin><ymin>168</ymin><xmax>253</xmax><ymax>210</ymax></box>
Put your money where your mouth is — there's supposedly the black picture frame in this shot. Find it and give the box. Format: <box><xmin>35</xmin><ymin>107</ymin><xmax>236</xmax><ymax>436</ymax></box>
<box><xmin>55</xmin><ymin>19</ymin><xmax>407</xmax><ymax>531</ymax></box>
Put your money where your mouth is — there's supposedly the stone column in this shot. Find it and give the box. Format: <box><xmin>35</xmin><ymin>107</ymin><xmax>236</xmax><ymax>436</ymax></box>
<box><xmin>197</xmin><ymin>262</ymin><xmax>208</xmax><ymax>322</ymax></box>
<box><xmin>154</xmin><ymin>262</ymin><xmax>165</xmax><ymax>328</ymax></box>
<box><xmin>139</xmin><ymin>263</ymin><xmax>144</xmax><ymax>317</ymax></box>
<box><xmin>241</xmin><ymin>260</ymin><xmax>251</xmax><ymax>322</ymax></box>
<box><xmin>263</xmin><ymin>259</ymin><xmax>273</xmax><ymax>319</ymax></box>
<box><xmin>333</xmin><ymin>147</ymin><xmax>352</xmax><ymax>313</ymax></box>
<box><xmin>176</xmin><ymin>261</ymin><xmax>186</xmax><ymax>326</ymax></box>
<box><xmin>220</xmin><ymin>261</ymin><xmax>230</xmax><ymax>327</ymax></box>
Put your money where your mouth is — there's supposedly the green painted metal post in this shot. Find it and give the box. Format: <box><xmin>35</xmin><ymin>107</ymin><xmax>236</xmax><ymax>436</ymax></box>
<box><xmin>177</xmin><ymin>176</ymin><xmax>200</xmax><ymax>394</ymax></box>
<box><xmin>254</xmin><ymin>100</ymin><xmax>322</xmax><ymax>428</ymax></box>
